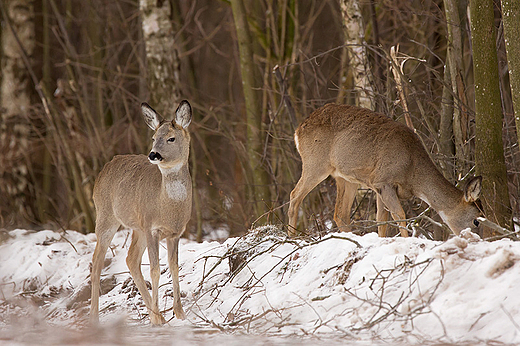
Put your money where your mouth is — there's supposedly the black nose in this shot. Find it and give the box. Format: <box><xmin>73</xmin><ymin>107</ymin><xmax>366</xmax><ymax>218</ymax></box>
<box><xmin>148</xmin><ymin>151</ymin><xmax>163</xmax><ymax>161</ymax></box>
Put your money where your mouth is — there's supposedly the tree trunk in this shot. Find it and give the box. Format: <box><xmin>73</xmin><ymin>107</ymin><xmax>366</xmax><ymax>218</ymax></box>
<box><xmin>469</xmin><ymin>0</ymin><xmax>512</xmax><ymax>233</ymax></box>
<box><xmin>443</xmin><ymin>0</ymin><xmax>469</xmax><ymax>177</ymax></box>
<box><xmin>140</xmin><ymin>0</ymin><xmax>180</xmax><ymax>117</ymax></box>
<box><xmin>86</xmin><ymin>0</ymin><xmax>105</xmax><ymax>128</ymax></box>
<box><xmin>39</xmin><ymin>0</ymin><xmax>52</xmax><ymax>223</ymax></box>
<box><xmin>439</xmin><ymin>59</ymin><xmax>455</xmax><ymax>181</ymax></box>
<box><xmin>0</xmin><ymin>0</ymin><xmax>35</xmax><ymax>227</ymax></box>
<box><xmin>230</xmin><ymin>0</ymin><xmax>271</xmax><ymax>223</ymax></box>
<box><xmin>338</xmin><ymin>0</ymin><xmax>374</xmax><ymax>110</ymax></box>
<box><xmin>502</xmin><ymin>0</ymin><xmax>520</xmax><ymax>148</ymax></box>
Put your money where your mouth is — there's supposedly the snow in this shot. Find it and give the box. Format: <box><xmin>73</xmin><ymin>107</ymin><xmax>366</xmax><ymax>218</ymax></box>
<box><xmin>1</xmin><ymin>226</ymin><xmax>519</xmax><ymax>344</ymax></box>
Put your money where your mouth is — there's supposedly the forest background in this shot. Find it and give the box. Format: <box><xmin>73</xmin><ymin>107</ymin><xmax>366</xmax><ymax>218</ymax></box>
<box><xmin>1</xmin><ymin>0</ymin><xmax>519</xmax><ymax>241</ymax></box>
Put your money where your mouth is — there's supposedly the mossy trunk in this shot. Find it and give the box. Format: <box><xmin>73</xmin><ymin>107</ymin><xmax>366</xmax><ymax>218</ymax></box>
<box><xmin>469</xmin><ymin>0</ymin><xmax>512</xmax><ymax>234</ymax></box>
<box><xmin>502</xmin><ymin>0</ymin><xmax>520</xmax><ymax>148</ymax></box>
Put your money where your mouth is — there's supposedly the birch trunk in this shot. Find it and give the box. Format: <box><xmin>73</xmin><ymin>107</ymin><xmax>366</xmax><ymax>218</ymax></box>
<box><xmin>338</xmin><ymin>0</ymin><xmax>374</xmax><ymax>110</ymax></box>
<box><xmin>140</xmin><ymin>0</ymin><xmax>180</xmax><ymax>118</ymax></box>
<box><xmin>0</xmin><ymin>0</ymin><xmax>35</xmax><ymax>226</ymax></box>
<box><xmin>469</xmin><ymin>0</ymin><xmax>512</xmax><ymax>233</ymax></box>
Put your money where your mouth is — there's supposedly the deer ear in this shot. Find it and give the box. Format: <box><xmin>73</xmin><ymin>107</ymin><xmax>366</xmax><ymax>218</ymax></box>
<box><xmin>174</xmin><ymin>100</ymin><xmax>192</xmax><ymax>129</ymax></box>
<box><xmin>463</xmin><ymin>176</ymin><xmax>482</xmax><ymax>203</ymax></box>
<box><xmin>141</xmin><ymin>102</ymin><xmax>162</xmax><ymax>130</ymax></box>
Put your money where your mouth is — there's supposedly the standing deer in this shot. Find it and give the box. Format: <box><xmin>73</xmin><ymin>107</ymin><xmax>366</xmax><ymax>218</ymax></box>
<box><xmin>90</xmin><ymin>100</ymin><xmax>192</xmax><ymax>325</ymax></box>
<box><xmin>288</xmin><ymin>103</ymin><xmax>483</xmax><ymax>237</ymax></box>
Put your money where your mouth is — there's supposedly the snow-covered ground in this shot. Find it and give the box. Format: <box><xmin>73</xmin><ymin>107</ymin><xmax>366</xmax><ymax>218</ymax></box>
<box><xmin>1</xmin><ymin>226</ymin><xmax>519</xmax><ymax>345</ymax></box>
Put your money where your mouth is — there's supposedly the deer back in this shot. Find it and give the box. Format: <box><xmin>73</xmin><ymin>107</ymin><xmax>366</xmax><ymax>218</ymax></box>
<box><xmin>295</xmin><ymin>104</ymin><xmax>429</xmax><ymax>189</ymax></box>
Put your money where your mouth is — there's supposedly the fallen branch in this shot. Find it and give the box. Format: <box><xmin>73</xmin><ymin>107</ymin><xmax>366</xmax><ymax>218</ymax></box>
<box><xmin>479</xmin><ymin>217</ymin><xmax>519</xmax><ymax>241</ymax></box>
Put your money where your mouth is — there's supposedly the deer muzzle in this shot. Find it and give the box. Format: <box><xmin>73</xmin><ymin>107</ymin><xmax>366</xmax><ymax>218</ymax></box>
<box><xmin>148</xmin><ymin>151</ymin><xmax>163</xmax><ymax>162</ymax></box>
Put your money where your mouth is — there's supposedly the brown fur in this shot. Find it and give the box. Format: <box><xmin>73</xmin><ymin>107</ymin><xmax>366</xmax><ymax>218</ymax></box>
<box><xmin>90</xmin><ymin>101</ymin><xmax>192</xmax><ymax>325</ymax></box>
<box><xmin>289</xmin><ymin>103</ymin><xmax>482</xmax><ymax>237</ymax></box>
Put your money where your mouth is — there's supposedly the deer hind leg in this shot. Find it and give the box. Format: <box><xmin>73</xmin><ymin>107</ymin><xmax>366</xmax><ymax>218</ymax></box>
<box><xmin>126</xmin><ymin>230</ymin><xmax>165</xmax><ymax>325</ymax></box>
<box><xmin>288</xmin><ymin>164</ymin><xmax>330</xmax><ymax>236</ymax></box>
<box><xmin>376</xmin><ymin>184</ymin><xmax>408</xmax><ymax>237</ymax></box>
<box><xmin>333</xmin><ymin>177</ymin><xmax>359</xmax><ymax>232</ymax></box>
<box><xmin>90</xmin><ymin>218</ymin><xmax>119</xmax><ymax>324</ymax></box>
<box><xmin>166</xmin><ymin>236</ymin><xmax>186</xmax><ymax>320</ymax></box>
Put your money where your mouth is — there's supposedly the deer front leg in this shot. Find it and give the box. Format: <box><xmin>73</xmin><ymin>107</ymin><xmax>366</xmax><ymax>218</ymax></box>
<box><xmin>167</xmin><ymin>236</ymin><xmax>186</xmax><ymax>320</ymax></box>
<box><xmin>146</xmin><ymin>230</ymin><xmax>165</xmax><ymax>325</ymax></box>
<box><xmin>126</xmin><ymin>230</ymin><xmax>165</xmax><ymax>324</ymax></box>
<box><xmin>376</xmin><ymin>195</ymin><xmax>390</xmax><ymax>237</ymax></box>
<box><xmin>333</xmin><ymin>178</ymin><xmax>358</xmax><ymax>232</ymax></box>
<box><xmin>376</xmin><ymin>184</ymin><xmax>408</xmax><ymax>237</ymax></box>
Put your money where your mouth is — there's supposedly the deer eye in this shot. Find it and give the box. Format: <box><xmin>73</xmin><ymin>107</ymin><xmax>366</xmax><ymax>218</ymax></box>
<box><xmin>473</xmin><ymin>219</ymin><xmax>480</xmax><ymax>227</ymax></box>
<box><xmin>167</xmin><ymin>137</ymin><xmax>175</xmax><ymax>143</ymax></box>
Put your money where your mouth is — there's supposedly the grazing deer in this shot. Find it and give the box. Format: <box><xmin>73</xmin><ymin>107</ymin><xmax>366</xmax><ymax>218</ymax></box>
<box><xmin>288</xmin><ymin>103</ymin><xmax>483</xmax><ymax>237</ymax></box>
<box><xmin>90</xmin><ymin>100</ymin><xmax>192</xmax><ymax>325</ymax></box>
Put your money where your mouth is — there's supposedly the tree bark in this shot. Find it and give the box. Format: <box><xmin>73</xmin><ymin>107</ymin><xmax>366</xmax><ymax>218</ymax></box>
<box><xmin>439</xmin><ymin>59</ymin><xmax>455</xmax><ymax>181</ymax></box>
<box><xmin>502</xmin><ymin>0</ymin><xmax>520</xmax><ymax>148</ymax></box>
<box><xmin>39</xmin><ymin>0</ymin><xmax>52</xmax><ymax>223</ymax></box>
<box><xmin>338</xmin><ymin>0</ymin><xmax>374</xmax><ymax>110</ymax></box>
<box><xmin>0</xmin><ymin>0</ymin><xmax>35</xmax><ymax>227</ymax></box>
<box><xmin>140</xmin><ymin>0</ymin><xmax>180</xmax><ymax>118</ymax></box>
<box><xmin>469</xmin><ymin>0</ymin><xmax>512</xmax><ymax>233</ymax></box>
<box><xmin>443</xmin><ymin>0</ymin><xmax>469</xmax><ymax>177</ymax></box>
<box><xmin>230</xmin><ymin>0</ymin><xmax>271</xmax><ymax>222</ymax></box>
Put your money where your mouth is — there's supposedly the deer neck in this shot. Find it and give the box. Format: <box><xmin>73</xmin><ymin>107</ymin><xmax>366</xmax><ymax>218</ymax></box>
<box><xmin>158</xmin><ymin>162</ymin><xmax>188</xmax><ymax>201</ymax></box>
<box><xmin>414</xmin><ymin>165</ymin><xmax>464</xmax><ymax>222</ymax></box>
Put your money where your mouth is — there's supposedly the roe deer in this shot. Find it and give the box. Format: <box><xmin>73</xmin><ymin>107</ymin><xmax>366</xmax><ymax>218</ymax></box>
<box><xmin>90</xmin><ymin>100</ymin><xmax>192</xmax><ymax>325</ymax></box>
<box><xmin>288</xmin><ymin>103</ymin><xmax>483</xmax><ymax>237</ymax></box>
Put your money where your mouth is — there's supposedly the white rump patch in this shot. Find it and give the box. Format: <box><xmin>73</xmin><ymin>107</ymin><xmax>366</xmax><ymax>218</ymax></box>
<box><xmin>294</xmin><ymin>132</ymin><xmax>300</xmax><ymax>152</ymax></box>
<box><xmin>165</xmin><ymin>180</ymin><xmax>187</xmax><ymax>201</ymax></box>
